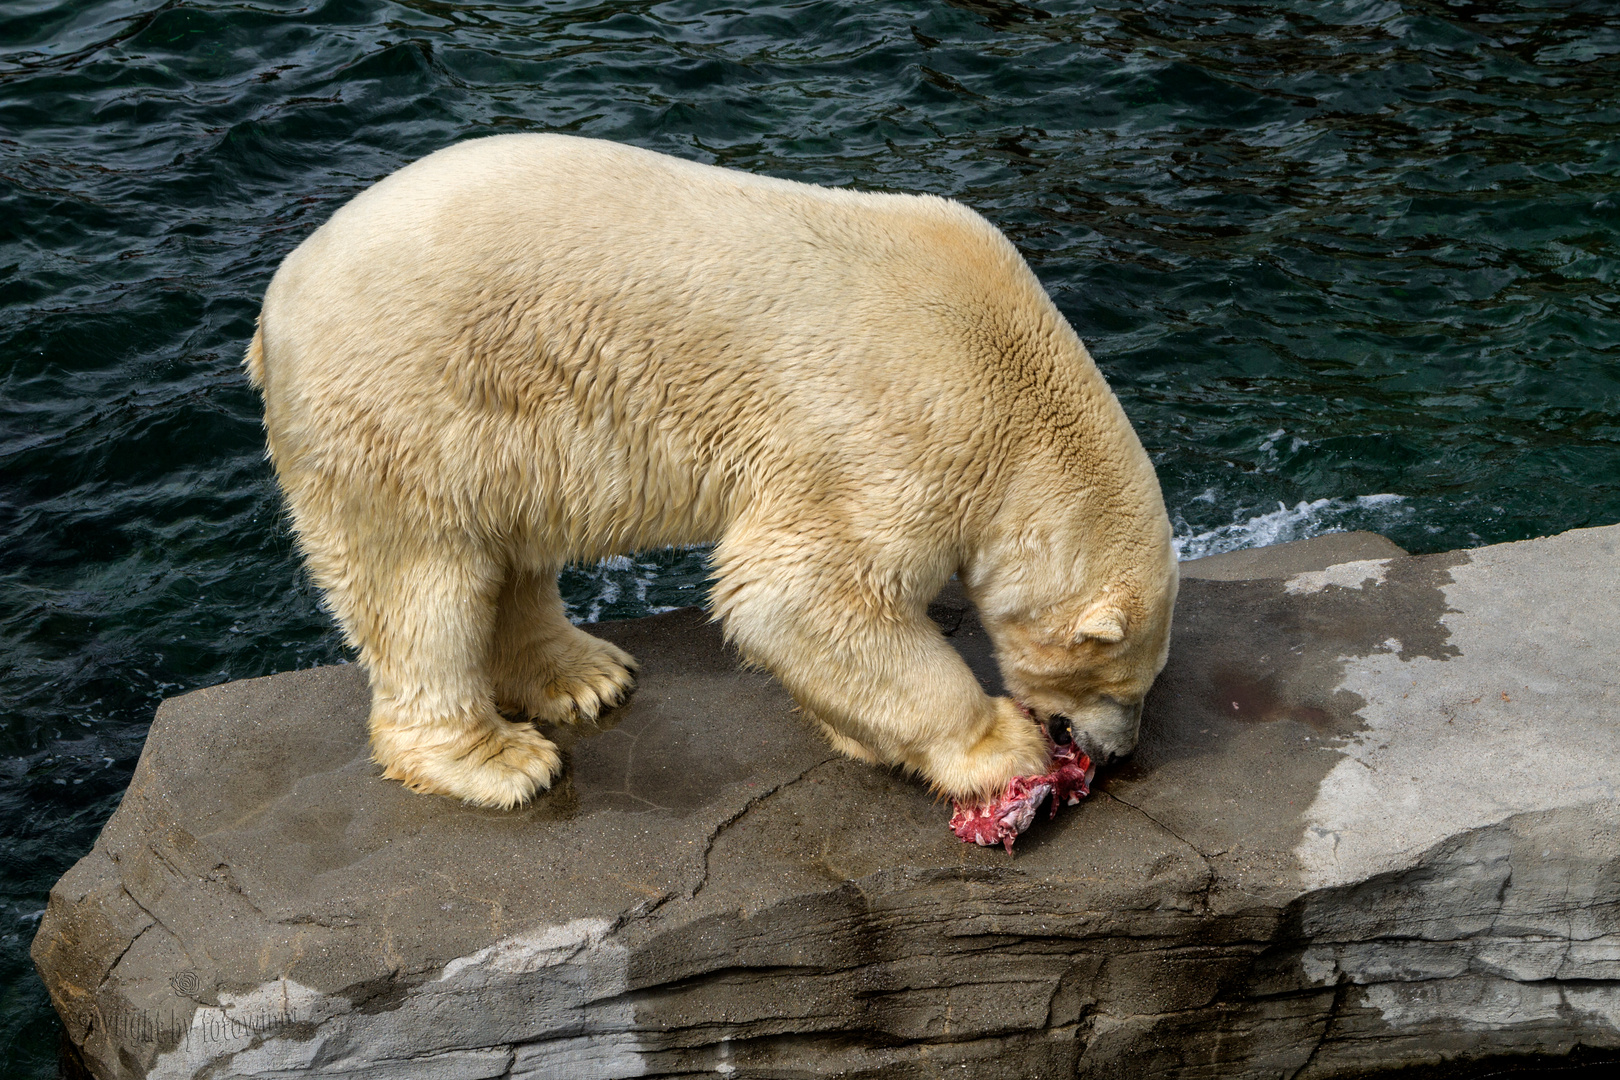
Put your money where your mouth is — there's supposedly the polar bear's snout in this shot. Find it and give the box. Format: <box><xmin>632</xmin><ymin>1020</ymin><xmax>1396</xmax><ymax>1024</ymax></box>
<box><xmin>1051</xmin><ymin>698</ymin><xmax>1144</xmax><ymax>767</ymax></box>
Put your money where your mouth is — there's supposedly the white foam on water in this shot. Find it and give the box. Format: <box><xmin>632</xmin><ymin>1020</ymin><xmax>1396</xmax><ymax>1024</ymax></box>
<box><xmin>1173</xmin><ymin>493</ymin><xmax>1411</xmax><ymax>562</ymax></box>
<box><xmin>566</xmin><ymin>558</ymin><xmax>647</xmax><ymax>624</ymax></box>
<box><xmin>563</xmin><ymin>548</ymin><xmax>708</xmax><ymax>624</ymax></box>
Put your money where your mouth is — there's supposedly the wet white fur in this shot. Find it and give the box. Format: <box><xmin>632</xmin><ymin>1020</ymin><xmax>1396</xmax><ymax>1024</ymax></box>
<box><xmin>248</xmin><ymin>134</ymin><xmax>1177</xmax><ymax>809</ymax></box>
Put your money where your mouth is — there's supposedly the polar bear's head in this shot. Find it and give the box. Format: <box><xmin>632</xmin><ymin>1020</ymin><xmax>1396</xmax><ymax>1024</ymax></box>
<box><xmin>978</xmin><ymin>566</ymin><xmax>1178</xmax><ymax>769</ymax></box>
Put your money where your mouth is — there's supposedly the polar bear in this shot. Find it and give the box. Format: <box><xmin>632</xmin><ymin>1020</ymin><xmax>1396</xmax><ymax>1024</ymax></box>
<box><xmin>247</xmin><ymin>134</ymin><xmax>1177</xmax><ymax>811</ymax></box>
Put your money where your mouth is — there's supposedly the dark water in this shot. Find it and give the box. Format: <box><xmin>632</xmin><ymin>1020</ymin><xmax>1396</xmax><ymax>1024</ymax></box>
<box><xmin>3</xmin><ymin>0</ymin><xmax>1618</xmax><ymax>1071</ymax></box>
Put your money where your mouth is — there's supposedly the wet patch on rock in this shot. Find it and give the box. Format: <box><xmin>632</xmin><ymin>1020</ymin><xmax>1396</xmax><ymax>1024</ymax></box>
<box><xmin>1108</xmin><ymin>550</ymin><xmax>1471</xmax><ymax>906</ymax></box>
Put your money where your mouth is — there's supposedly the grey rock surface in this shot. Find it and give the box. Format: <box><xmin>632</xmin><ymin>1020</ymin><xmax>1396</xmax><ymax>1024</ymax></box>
<box><xmin>33</xmin><ymin>526</ymin><xmax>1620</xmax><ymax>1079</ymax></box>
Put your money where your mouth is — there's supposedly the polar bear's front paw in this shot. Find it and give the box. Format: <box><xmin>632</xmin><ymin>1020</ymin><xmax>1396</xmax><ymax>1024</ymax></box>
<box><xmin>496</xmin><ymin>630</ymin><xmax>639</xmax><ymax>725</ymax></box>
<box><xmin>920</xmin><ymin>697</ymin><xmax>1052</xmax><ymax>803</ymax></box>
<box><xmin>374</xmin><ymin>716</ymin><xmax>562</xmax><ymax>810</ymax></box>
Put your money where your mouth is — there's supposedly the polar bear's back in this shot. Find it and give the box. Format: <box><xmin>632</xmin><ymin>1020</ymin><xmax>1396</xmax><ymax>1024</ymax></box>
<box><xmin>266</xmin><ymin>134</ymin><xmax>1021</xmax><ymax>353</ymax></box>
<box><xmin>255</xmin><ymin>135</ymin><xmax>1143</xmax><ymax>559</ymax></box>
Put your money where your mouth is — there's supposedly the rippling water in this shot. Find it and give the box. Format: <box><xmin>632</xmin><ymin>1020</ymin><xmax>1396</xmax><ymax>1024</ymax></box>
<box><xmin>4</xmin><ymin>0</ymin><xmax>1618</xmax><ymax>1070</ymax></box>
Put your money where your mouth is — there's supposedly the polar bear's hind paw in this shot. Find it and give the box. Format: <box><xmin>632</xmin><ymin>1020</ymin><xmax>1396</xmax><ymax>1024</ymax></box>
<box><xmin>497</xmin><ymin>633</ymin><xmax>639</xmax><ymax>725</ymax></box>
<box><xmin>542</xmin><ymin>641</ymin><xmax>638</xmax><ymax>722</ymax></box>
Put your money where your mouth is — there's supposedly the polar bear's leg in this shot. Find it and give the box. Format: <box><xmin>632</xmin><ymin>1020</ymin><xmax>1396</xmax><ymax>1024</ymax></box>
<box><xmin>489</xmin><ymin>566</ymin><xmax>638</xmax><ymax>724</ymax></box>
<box><xmin>331</xmin><ymin>535</ymin><xmax>563</xmax><ymax>809</ymax></box>
<box><xmin>712</xmin><ymin>536</ymin><xmax>1049</xmax><ymax>801</ymax></box>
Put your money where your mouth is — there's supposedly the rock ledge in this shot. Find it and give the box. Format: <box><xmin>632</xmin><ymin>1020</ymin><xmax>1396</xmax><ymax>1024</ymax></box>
<box><xmin>33</xmin><ymin>526</ymin><xmax>1620</xmax><ymax>1079</ymax></box>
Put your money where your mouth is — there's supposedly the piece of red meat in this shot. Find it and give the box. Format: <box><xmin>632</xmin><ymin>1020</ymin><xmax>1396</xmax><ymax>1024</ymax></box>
<box><xmin>949</xmin><ymin>722</ymin><xmax>1094</xmax><ymax>853</ymax></box>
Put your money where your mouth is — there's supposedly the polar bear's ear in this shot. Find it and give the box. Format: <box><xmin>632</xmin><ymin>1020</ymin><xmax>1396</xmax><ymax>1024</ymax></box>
<box><xmin>1071</xmin><ymin>604</ymin><xmax>1127</xmax><ymax>645</ymax></box>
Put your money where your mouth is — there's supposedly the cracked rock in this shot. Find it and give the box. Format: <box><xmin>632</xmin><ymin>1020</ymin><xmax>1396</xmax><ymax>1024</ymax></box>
<box><xmin>33</xmin><ymin>526</ymin><xmax>1620</xmax><ymax>1078</ymax></box>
